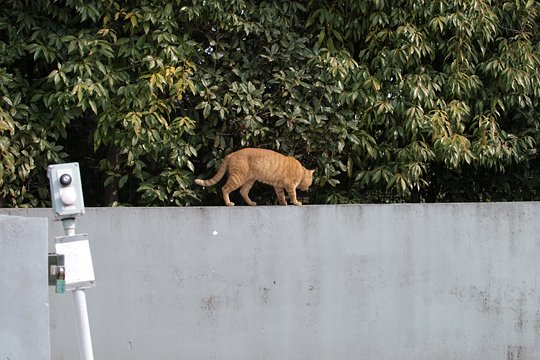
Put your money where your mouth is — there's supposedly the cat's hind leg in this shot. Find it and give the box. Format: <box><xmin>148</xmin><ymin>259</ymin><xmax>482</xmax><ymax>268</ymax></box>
<box><xmin>240</xmin><ymin>180</ymin><xmax>257</xmax><ymax>206</ymax></box>
<box><xmin>273</xmin><ymin>187</ymin><xmax>288</xmax><ymax>205</ymax></box>
<box><xmin>221</xmin><ymin>190</ymin><xmax>235</xmax><ymax>207</ymax></box>
<box><xmin>221</xmin><ymin>176</ymin><xmax>243</xmax><ymax>207</ymax></box>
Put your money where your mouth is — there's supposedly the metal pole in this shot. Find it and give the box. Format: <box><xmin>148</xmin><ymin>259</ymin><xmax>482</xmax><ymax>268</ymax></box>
<box><xmin>62</xmin><ymin>218</ymin><xmax>76</xmax><ymax>236</ymax></box>
<box><xmin>73</xmin><ymin>289</ymin><xmax>94</xmax><ymax>360</ymax></box>
<box><xmin>62</xmin><ymin>218</ymin><xmax>94</xmax><ymax>360</ymax></box>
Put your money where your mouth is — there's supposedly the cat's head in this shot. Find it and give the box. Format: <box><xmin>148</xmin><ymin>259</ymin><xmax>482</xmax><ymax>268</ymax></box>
<box><xmin>298</xmin><ymin>169</ymin><xmax>315</xmax><ymax>191</ymax></box>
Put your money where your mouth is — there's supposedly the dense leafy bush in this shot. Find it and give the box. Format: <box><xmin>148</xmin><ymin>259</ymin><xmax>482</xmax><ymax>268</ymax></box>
<box><xmin>1</xmin><ymin>0</ymin><xmax>539</xmax><ymax>206</ymax></box>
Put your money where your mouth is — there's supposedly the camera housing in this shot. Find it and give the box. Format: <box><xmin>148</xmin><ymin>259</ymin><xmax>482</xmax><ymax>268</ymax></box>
<box><xmin>47</xmin><ymin>163</ymin><xmax>85</xmax><ymax>220</ymax></box>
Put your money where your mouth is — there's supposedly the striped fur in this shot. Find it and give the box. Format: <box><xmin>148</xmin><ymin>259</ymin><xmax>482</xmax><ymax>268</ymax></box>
<box><xmin>195</xmin><ymin>148</ymin><xmax>314</xmax><ymax>206</ymax></box>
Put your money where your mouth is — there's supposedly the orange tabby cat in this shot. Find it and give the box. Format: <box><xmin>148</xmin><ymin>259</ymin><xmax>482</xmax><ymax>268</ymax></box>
<box><xmin>195</xmin><ymin>148</ymin><xmax>315</xmax><ymax>206</ymax></box>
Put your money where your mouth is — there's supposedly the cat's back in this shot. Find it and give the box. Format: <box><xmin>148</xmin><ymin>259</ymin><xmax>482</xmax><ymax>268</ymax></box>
<box><xmin>234</xmin><ymin>148</ymin><xmax>284</xmax><ymax>160</ymax></box>
<box><xmin>232</xmin><ymin>148</ymin><xmax>289</xmax><ymax>167</ymax></box>
<box><xmin>230</xmin><ymin>148</ymin><xmax>302</xmax><ymax>184</ymax></box>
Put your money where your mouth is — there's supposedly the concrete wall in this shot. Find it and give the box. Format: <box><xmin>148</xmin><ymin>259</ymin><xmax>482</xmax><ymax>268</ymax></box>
<box><xmin>0</xmin><ymin>215</ymin><xmax>50</xmax><ymax>360</ymax></box>
<box><xmin>2</xmin><ymin>203</ymin><xmax>540</xmax><ymax>360</ymax></box>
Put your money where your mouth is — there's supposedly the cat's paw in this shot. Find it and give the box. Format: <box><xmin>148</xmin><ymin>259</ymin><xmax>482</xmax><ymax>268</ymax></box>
<box><xmin>226</xmin><ymin>201</ymin><xmax>235</xmax><ymax>207</ymax></box>
<box><xmin>292</xmin><ymin>201</ymin><xmax>302</xmax><ymax>206</ymax></box>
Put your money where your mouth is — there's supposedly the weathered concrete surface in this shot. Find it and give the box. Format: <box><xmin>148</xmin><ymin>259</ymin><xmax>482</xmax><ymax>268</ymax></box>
<box><xmin>2</xmin><ymin>203</ymin><xmax>540</xmax><ymax>360</ymax></box>
<box><xmin>0</xmin><ymin>215</ymin><xmax>50</xmax><ymax>360</ymax></box>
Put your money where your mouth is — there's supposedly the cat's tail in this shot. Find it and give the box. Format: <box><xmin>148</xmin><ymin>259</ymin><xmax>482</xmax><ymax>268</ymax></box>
<box><xmin>194</xmin><ymin>155</ymin><xmax>230</xmax><ymax>187</ymax></box>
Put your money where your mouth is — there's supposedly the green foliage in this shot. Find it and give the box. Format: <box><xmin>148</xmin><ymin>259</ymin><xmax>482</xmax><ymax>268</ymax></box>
<box><xmin>304</xmin><ymin>0</ymin><xmax>540</xmax><ymax>202</ymax></box>
<box><xmin>1</xmin><ymin>0</ymin><xmax>539</xmax><ymax>206</ymax></box>
<box><xmin>0</xmin><ymin>3</ymin><xmax>67</xmax><ymax>207</ymax></box>
<box><xmin>1</xmin><ymin>0</ymin><xmax>200</xmax><ymax>206</ymax></box>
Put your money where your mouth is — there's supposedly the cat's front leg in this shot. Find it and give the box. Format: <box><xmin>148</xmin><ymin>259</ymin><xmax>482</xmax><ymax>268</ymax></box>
<box><xmin>273</xmin><ymin>186</ymin><xmax>288</xmax><ymax>205</ymax></box>
<box><xmin>285</xmin><ymin>187</ymin><xmax>302</xmax><ymax>206</ymax></box>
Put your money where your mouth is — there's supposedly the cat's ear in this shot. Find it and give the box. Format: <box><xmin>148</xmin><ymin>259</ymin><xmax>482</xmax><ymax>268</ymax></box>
<box><xmin>308</xmin><ymin>169</ymin><xmax>315</xmax><ymax>175</ymax></box>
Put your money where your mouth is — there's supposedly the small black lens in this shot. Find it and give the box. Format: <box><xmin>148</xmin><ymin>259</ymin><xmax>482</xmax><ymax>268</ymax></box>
<box><xmin>59</xmin><ymin>174</ymin><xmax>72</xmax><ymax>186</ymax></box>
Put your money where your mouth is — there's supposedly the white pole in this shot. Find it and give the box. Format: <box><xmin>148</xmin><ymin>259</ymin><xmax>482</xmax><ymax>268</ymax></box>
<box><xmin>62</xmin><ymin>218</ymin><xmax>94</xmax><ymax>360</ymax></box>
<box><xmin>73</xmin><ymin>289</ymin><xmax>94</xmax><ymax>360</ymax></box>
<box><xmin>63</xmin><ymin>218</ymin><xmax>76</xmax><ymax>237</ymax></box>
